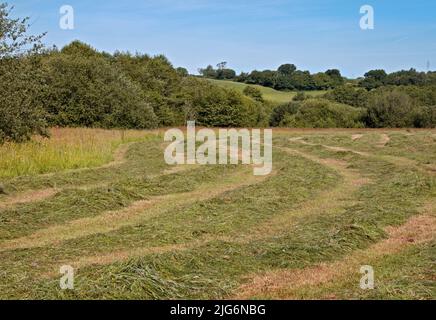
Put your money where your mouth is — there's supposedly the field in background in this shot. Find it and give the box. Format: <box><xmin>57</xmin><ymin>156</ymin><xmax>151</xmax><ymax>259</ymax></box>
<box><xmin>0</xmin><ymin>128</ymin><xmax>435</xmax><ymax>299</ymax></box>
<box><xmin>207</xmin><ymin>78</ymin><xmax>325</xmax><ymax>104</ymax></box>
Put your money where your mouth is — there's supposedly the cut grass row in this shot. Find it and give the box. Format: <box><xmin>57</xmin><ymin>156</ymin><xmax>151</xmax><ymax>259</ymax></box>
<box><xmin>0</xmin><ymin>146</ymin><xmax>340</xmax><ymax>298</ymax></box>
<box><xmin>0</xmin><ymin>129</ymin><xmax>434</xmax><ymax>299</ymax></box>
<box><xmin>288</xmin><ymin>131</ymin><xmax>436</xmax><ymax>168</ymax></box>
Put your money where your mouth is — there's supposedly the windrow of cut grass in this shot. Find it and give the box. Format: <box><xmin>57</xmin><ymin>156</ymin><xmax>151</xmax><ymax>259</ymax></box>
<box><xmin>0</xmin><ymin>129</ymin><xmax>434</xmax><ymax>299</ymax></box>
<box><xmin>0</xmin><ymin>146</ymin><xmax>340</xmax><ymax>298</ymax></box>
<box><xmin>290</xmin><ymin>131</ymin><xmax>436</xmax><ymax>170</ymax></box>
<box><xmin>300</xmin><ymin>240</ymin><xmax>436</xmax><ymax>300</ymax></box>
<box><xmin>24</xmin><ymin>133</ymin><xmax>434</xmax><ymax>300</ymax></box>
<box><xmin>235</xmin><ymin>201</ymin><xmax>436</xmax><ymax>299</ymax></box>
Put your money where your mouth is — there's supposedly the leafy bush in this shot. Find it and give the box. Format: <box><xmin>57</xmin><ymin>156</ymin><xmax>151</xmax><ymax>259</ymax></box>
<box><xmin>112</xmin><ymin>51</ymin><xmax>184</xmax><ymax>126</ymax></box>
<box><xmin>243</xmin><ymin>86</ymin><xmax>264</xmax><ymax>102</ymax></box>
<box><xmin>293</xmin><ymin>92</ymin><xmax>307</xmax><ymax>101</ymax></box>
<box><xmin>270</xmin><ymin>102</ymin><xmax>300</xmax><ymax>127</ymax></box>
<box><xmin>41</xmin><ymin>49</ymin><xmax>158</xmax><ymax>129</ymax></box>
<box><xmin>324</xmin><ymin>85</ymin><xmax>368</xmax><ymax>107</ymax></box>
<box><xmin>364</xmin><ymin>90</ymin><xmax>420</xmax><ymax>128</ymax></box>
<box><xmin>273</xmin><ymin>99</ymin><xmax>365</xmax><ymax>128</ymax></box>
<box><xmin>181</xmin><ymin>78</ymin><xmax>267</xmax><ymax>127</ymax></box>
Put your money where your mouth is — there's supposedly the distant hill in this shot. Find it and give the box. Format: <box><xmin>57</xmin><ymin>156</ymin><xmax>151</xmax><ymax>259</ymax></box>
<box><xmin>206</xmin><ymin>79</ymin><xmax>324</xmax><ymax>104</ymax></box>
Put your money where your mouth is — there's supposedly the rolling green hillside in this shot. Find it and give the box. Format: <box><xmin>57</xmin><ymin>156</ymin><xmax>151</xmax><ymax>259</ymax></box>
<box><xmin>206</xmin><ymin>79</ymin><xmax>325</xmax><ymax>104</ymax></box>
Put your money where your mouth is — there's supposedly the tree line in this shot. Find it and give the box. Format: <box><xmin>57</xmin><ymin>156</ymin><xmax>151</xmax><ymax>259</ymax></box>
<box><xmin>199</xmin><ymin>62</ymin><xmax>436</xmax><ymax>93</ymax></box>
<box><xmin>0</xmin><ymin>3</ymin><xmax>434</xmax><ymax>144</ymax></box>
<box><xmin>199</xmin><ymin>62</ymin><xmax>344</xmax><ymax>90</ymax></box>
<box><xmin>0</xmin><ymin>4</ymin><xmax>269</xmax><ymax>143</ymax></box>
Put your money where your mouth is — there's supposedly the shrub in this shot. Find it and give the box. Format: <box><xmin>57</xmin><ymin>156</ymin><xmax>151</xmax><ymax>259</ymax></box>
<box><xmin>182</xmin><ymin>78</ymin><xmax>266</xmax><ymax>127</ymax></box>
<box><xmin>270</xmin><ymin>102</ymin><xmax>300</xmax><ymax>127</ymax></box>
<box><xmin>364</xmin><ymin>90</ymin><xmax>418</xmax><ymax>128</ymax></box>
<box><xmin>243</xmin><ymin>86</ymin><xmax>264</xmax><ymax>102</ymax></box>
<box><xmin>274</xmin><ymin>99</ymin><xmax>365</xmax><ymax>128</ymax></box>
<box><xmin>41</xmin><ymin>51</ymin><xmax>158</xmax><ymax>129</ymax></box>
<box><xmin>293</xmin><ymin>92</ymin><xmax>307</xmax><ymax>101</ymax></box>
<box><xmin>324</xmin><ymin>85</ymin><xmax>368</xmax><ymax>107</ymax></box>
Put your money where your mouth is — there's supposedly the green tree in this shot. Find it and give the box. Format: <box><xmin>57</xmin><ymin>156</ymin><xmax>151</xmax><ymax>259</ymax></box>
<box><xmin>199</xmin><ymin>65</ymin><xmax>217</xmax><ymax>78</ymax></box>
<box><xmin>278</xmin><ymin>64</ymin><xmax>297</xmax><ymax>75</ymax></box>
<box><xmin>360</xmin><ymin>69</ymin><xmax>387</xmax><ymax>90</ymax></box>
<box><xmin>325</xmin><ymin>69</ymin><xmax>344</xmax><ymax>87</ymax></box>
<box><xmin>42</xmin><ymin>49</ymin><xmax>157</xmax><ymax>129</ymax></box>
<box><xmin>176</xmin><ymin>67</ymin><xmax>189</xmax><ymax>77</ymax></box>
<box><xmin>0</xmin><ymin>3</ymin><xmax>48</xmax><ymax>143</ymax></box>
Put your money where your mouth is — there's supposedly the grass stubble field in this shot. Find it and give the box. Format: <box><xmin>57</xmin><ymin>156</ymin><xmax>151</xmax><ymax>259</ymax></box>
<box><xmin>0</xmin><ymin>127</ymin><xmax>435</xmax><ymax>299</ymax></box>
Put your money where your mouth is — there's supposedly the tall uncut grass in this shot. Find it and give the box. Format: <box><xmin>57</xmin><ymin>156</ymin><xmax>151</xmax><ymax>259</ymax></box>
<box><xmin>0</xmin><ymin>128</ymin><xmax>155</xmax><ymax>178</ymax></box>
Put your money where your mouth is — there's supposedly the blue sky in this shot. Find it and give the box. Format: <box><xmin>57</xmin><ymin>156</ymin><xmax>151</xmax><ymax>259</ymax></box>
<box><xmin>10</xmin><ymin>0</ymin><xmax>436</xmax><ymax>77</ymax></box>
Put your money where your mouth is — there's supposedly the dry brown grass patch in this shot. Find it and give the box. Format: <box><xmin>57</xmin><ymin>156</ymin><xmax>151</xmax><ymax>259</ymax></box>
<box><xmin>233</xmin><ymin>201</ymin><xmax>436</xmax><ymax>300</ymax></box>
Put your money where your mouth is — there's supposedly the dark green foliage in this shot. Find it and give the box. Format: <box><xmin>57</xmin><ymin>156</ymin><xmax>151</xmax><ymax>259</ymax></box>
<box><xmin>243</xmin><ymin>86</ymin><xmax>264</xmax><ymax>102</ymax></box>
<box><xmin>0</xmin><ymin>3</ymin><xmax>48</xmax><ymax>143</ymax></box>
<box><xmin>0</xmin><ymin>57</ymin><xmax>49</xmax><ymax>143</ymax></box>
<box><xmin>277</xmin><ymin>64</ymin><xmax>297</xmax><ymax>75</ymax></box>
<box><xmin>413</xmin><ymin>106</ymin><xmax>436</xmax><ymax>128</ymax></box>
<box><xmin>176</xmin><ymin>67</ymin><xmax>189</xmax><ymax>77</ymax></box>
<box><xmin>364</xmin><ymin>90</ymin><xmax>420</xmax><ymax>128</ymax></box>
<box><xmin>236</xmin><ymin>65</ymin><xmax>344</xmax><ymax>91</ymax></box>
<box><xmin>270</xmin><ymin>102</ymin><xmax>300</xmax><ymax>127</ymax></box>
<box><xmin>359</xmin><ymin>68</ymin><xmax>436</xmax><ymax>90</ymax></box>
<box><xmin>198</xmin><ymin>65</ymin><xmax>217</xmax><ymax>78</ymax></box>
<box><xmin>325</xmin><ymin>69</ymin><xmax>344</xmax><ymax>87</ymax></box>
<box><xmin>41</xmin><ymin>46</ymin><xmax>158</xmax><ymax>129</ymax></box>
<box><xmin>399</xmin><ymin>85</ymin><xmax>436</xmax><ymax>107</ymax></box>
<box><xmin>181</xmin><ymin>78</ymin><xmax>266</xmax><ymax>127</ymax></box>
<box><xmin>111</xmin><ymin>51</ymin><xmax>184</xmax><ymax>126</ymax></box>
<box><xmin>271</xmin><ymin>98</ymin><xmax>365</xmax><ymax>128</ymax></box>
<box><xmin>325</xmin><ymin>85</ymin><xmax>436</xmax><ymax>128</ymax></box>
<box><xmin>360</xmin><ymin>69</ymin><xmax>388</xmax><ymax>90</ymax></box>
<box><xmin>198</xmin><ymin>63</ymin><xmax>236</xmax><ymax>80</ymax></box>
<box><xmin>292</xmin><ymin>92</ymin><xmax>307</xmax><ymax>101</ymax></box>
<box><xmin>324</xmin><ymin>85</ymin><xmax>368</xmax><ymax>107</ymax></box>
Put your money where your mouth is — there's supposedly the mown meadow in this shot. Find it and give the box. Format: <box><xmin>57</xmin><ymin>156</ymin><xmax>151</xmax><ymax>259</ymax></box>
<box><xmin>0</xmin><ymin>128</ymin><xmax>434</xmax><ymax>299</ymax></box>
